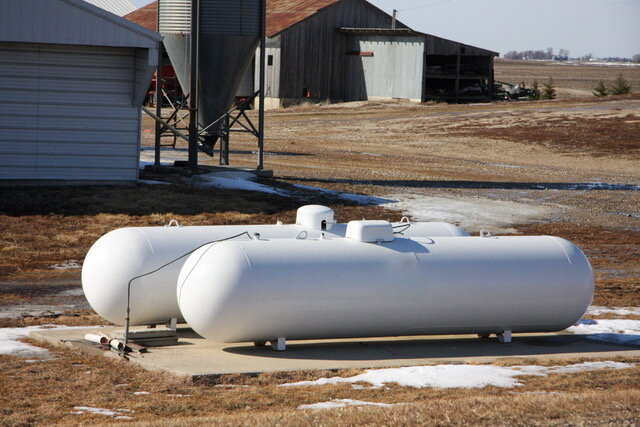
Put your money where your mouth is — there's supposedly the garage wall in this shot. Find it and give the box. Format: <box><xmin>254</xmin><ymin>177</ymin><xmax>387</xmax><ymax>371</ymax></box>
<box><xmin>0</xmin><ymin>42</ymin><xmax>140</xmax><ymax>181</ymax></box>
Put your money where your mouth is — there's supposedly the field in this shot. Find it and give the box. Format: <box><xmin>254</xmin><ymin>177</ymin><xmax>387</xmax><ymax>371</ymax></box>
<box><xmin>1</xmin><ymin>61</ymin><xmax>639</xmax><ymax>425</ymax></box>
<box><xmin>495</xmin><ymin>58</ymin><xmax>640</xmax><ymax>98</ymax></box>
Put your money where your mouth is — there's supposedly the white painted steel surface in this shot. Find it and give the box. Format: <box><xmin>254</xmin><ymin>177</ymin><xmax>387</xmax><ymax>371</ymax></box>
<box><xmin>82</xmin><ymin>207</ymin><xmax>469</xmax><ymax>325</ymax></box>
<box><xmin>177</xmin><ymin>236</ymin><xmax>594</xmax><ymax>343</ymax></box>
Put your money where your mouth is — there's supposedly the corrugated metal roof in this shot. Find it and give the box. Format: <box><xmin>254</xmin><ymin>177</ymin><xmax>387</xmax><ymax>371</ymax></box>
<box><xmin>125</xmin><ymin>2</ymin><xmax>159</xmax><ymax>31</ymax></box>
<box><xmin>0</xmin><ymin>0</ymin><xmax>161</xmax><ymax>48</ymax></box>
<box><xmin>125</xmin><ymin>0</ymin><xmax>342</xmax><ymax>37</ymax></box>
<box><xmin>83</xmin><ymin>0</ymin><xmax>137</xmax><ymax>17</ymax></box>
<box><xmin>267</xmin><ymin>0</ymin><xmax>341</xmax><ymax>36</ymax></box>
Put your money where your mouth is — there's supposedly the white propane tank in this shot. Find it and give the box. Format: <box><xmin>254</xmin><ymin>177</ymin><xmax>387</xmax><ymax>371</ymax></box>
<box><xmin>177</xmin><ymin>226</ymin><xmax>594</xmax><ymax>343</ymax></box>
<box><xmin>82</xmin><ymin>206</ymin><xmax>469</xmax><ymax>325</ymax></box>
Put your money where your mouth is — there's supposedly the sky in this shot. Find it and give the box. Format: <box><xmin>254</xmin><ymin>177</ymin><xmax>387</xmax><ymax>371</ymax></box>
<box><xmin>130</xmin><ymin>0</ymin><xmax>640</xmax><ymax>58</ymax></box>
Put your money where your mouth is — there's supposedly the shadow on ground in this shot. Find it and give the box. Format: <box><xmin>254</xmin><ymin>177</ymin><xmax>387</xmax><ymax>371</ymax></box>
<box><xmin>284</xmin><ymin>177</ymin><xmax>640</xmax><ymax>191</ymax></box>
<box><xmin>222</xmin><ymin>334</ymin><xmax>639</xmax><ymax>362</ymax></box>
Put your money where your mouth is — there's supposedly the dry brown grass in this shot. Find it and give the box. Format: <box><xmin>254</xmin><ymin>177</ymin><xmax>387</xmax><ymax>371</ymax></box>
<box><xmin>0</xmin><ymin>184</ymin><xmax>387</xmax><ymax>282</ymax></box>
<box><xmin>449</xmin><ymin>114</ymin><xmax>640</xmax><ymax>158</ymax></box>
<box><xmin>1</xmin><ymin>338</ymin><xmax>638</xmax><ymax>426</ymax></box>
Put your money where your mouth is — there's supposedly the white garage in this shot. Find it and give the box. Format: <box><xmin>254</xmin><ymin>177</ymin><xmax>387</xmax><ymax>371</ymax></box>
<box><xmin>0</xmin><ymin>0</ymin><xmax>160</xmax><ymax>183</ymax></box>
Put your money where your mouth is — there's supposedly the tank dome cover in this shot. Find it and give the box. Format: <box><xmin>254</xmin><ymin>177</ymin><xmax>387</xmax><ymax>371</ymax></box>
<box><xmin>346</xmin><ymin>220</ymin><xmax>394</xmax><ymax>243</ymax></box>
<box><xmin>296</xmin><ymin>205</ymin><xmax>335</xmax><ymax>231</ymax></box>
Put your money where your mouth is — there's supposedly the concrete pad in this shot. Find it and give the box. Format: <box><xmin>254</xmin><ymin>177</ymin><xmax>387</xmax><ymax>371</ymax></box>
<box><xmin>30</xmin><ymin>326</ymin><xmax>640</xmax><ymax>379</ymax></box>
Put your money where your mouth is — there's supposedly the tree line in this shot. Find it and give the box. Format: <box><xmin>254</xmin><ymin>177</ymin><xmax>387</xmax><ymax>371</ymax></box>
<box><xmin>504</xmin><ymin>48</ymin><xmax>571</xmax><ymax>61</ymax></box>
<box><xmin>505</xmin><ymin>50</ymin><xmax>640</xmax><ymax>63</ymax></box>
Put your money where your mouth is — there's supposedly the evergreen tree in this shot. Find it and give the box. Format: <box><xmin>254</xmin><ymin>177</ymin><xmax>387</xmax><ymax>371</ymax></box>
<box><xmin>609</xmin><ymin>74</ymin><xmax>631</xmax><ymax>95</ymax></box>
<box><xmin>593</xmin><ymin>80</ymin><xmax>608</xmax><ymax>97</ymax></box>
<box><xmin>541</xmin><ymin>78</ymin><xmax>556</xmax><ymax>100</ymax></box>
<box><xmin>530</xmin><ymin>80</ymin><xmax>540</xmax><ymax>100</ymax></box>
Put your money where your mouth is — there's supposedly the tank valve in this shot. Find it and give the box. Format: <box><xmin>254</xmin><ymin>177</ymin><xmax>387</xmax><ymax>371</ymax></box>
<box><xmin>480</xmin><ymin>229</ymin><xmax>493</xmax><ymax>238</ymax></box>
<box><xmin>253</xmin><ymin>233</ymin><xmax>261</xmax><ymax>240</ymax></box>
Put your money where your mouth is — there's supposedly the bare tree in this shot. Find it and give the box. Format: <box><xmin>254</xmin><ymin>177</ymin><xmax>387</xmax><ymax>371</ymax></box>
<box><xmin>633</xmin><ymin>53</ymin><xmax>640</xmax><ymax>63</ymax></box>
<box><xmin>546</xmin><ymin>47</ymin><xmax>554</xmax><ymax>59</ymax></box>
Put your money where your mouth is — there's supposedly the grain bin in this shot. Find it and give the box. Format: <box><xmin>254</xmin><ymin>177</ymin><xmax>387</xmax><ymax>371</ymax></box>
<box><xmin>159</xmin><ymin>0</ymin><xmax>261</xmax><ymax>144</ymax></box>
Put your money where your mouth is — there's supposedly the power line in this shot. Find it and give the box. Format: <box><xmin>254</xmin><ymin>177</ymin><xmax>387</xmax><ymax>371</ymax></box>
<box><xmin>398</xmin><ymin>0</ymin><xmax>456</xmax><ymax>13</ymax></box>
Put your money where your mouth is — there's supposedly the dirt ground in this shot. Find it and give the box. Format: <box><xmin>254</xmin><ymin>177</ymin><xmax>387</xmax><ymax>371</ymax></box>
<box><xmin>0</xmin><ymin>87</ymin><xmax>638</xmax><ymax>424</ymax></box>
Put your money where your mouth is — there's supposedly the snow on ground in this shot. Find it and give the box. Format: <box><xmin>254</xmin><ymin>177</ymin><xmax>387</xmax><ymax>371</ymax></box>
<box><xmin>281</xmin><ymin>361</ymin><xmax>634</xmax><ymax>390</ymax></box>
<box><xmin>298</xmin><ymin>399</ymin><xmax>395</xmax><ymax>410</ymax></box>
<box><xmin>48</xmin><ymin>260</ymin><xmax>82</xmax><ymax>270</ymax></box>
<box><xmin>197</xmin><ymin>171</ymin><xmax>290</xmax><ymax>196</ymax></box>
<box><xmin>567</xmin><ymin>319</ymin><xmax>640</xmax><ymax>346</ymax></box>
<box><xmin>191</xmin><ymin>173</ymin><xmax>547</xmax><ymax>231</ymax></box>
<box><xmin>56</xmin><ymin>288</ymin><xmax>85</xmax><ymax>297</ymax></box>
<box><xmin>139</xmin><ymin>147</ymin><xmax>188</xmax><ymax>169</ymax></box>
<box><xmin>290</xmin><ymin>183</ymin><xmax>394</xmax><ymax>205</ymax></box>
<box><xmin>379</xmin><ymin>194</ymin><xmax>549</xmax><ymax>232</ymax></box>
<box><xmin>587</xmin><ymin>306</ymin><xmax>640</xmax><ymax>317</ymax></box>
<box><xmin>72</xmin><ymin>407</ymin><xmax>132</xmax><ymax>420</ymax></box>
<box><xmin>0</xmin><ymin>325</ymin><xmax>99</xmax><ymax>358</ymax></box>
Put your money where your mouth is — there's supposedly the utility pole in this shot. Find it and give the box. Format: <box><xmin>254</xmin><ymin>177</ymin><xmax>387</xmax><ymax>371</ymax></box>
<box><xmin>187</xmin><ymin>0</ymin><xmax>199</xmax><ymax>172</ymax></box>
<box><xmin>257</xmin><ymin>0</ymin><xmax>266</xmax><ymax>170</ymax></box>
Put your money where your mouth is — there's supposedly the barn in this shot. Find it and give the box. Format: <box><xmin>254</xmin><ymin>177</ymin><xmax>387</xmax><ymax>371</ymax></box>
<box><xmin>0</xmin><ymin>0</ymin><xmax>160</xmax><ymax>183</ymax></box>
<box><xmin>126</xmin><ymin>0</ymin><xmax>498</xmax><ymax>108</ymax></box>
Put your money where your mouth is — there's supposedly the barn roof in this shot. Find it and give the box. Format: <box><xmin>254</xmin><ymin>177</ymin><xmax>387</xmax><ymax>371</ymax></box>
<box><xmin>123</xmin><ymin>0</ymin><xmax>497</xmax><ymax>56</ymax></box>
<box><xmin>124</xmin><ymin>1</ymin><xmax>158</xmax><ymax>32</ymax></box>
<box><xmin>0</xmin><ymin>0</ymin><xmax>161</xmax><ymax>48</ymax></box>
<box><xmin>125</xmin><ymin>0</ymin><xmax>343</xmax><ymax>37</ymax></box>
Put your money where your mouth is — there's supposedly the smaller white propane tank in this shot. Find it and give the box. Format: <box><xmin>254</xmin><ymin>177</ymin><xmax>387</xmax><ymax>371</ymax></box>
<box><xmin>82</xmin><ymin>206</ymin><xmax>469</xmax><ymax>325</ymax></box>
<box><xmin>177</xmin><ymin>222</ymin><xmax>594</xmax><ymax>343</ymax></box>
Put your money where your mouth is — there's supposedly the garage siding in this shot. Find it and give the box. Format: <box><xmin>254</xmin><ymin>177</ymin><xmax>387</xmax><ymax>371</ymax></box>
<box><xmin>0</xmin><ymin>42</ymin><xmax>140</xmax><ymax>181</ymax></box>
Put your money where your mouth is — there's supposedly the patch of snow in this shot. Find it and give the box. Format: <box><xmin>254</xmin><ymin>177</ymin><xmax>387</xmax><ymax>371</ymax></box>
<box><xmin>195</xmin><ymin>172</ymin><xmax>392</xmax><ymax>205</ymax></box>
<box><xmin>298</xmin><ymin>399</ymin><xmax>395</xmax><ymax>410</ymax></box>
<box><xmin>133</xmin><ymin>391</ymin><xmax>150</xmax><ymax>395</ymax></box>
<box><xmin>167</xmin><ymin>394</ymin><xmax>191</xmax><ymax>397</ymax></box>
<box><xmin>197</xmin><ymin>172</ymin><xmax>290</xmax><ymax>196</ymax></box>
<box><xmin>379</xmin><ymin>194</ymin><xmax>548</xmax><ymax>232</ymax></box>
<box><xmin>72</xmin><ymin>406</ymin><xmax>132</xmax><ymax>419</ymax></box>
<box><xmin>281</xmin><ymin>361</ymin><xmax>634</xmax><ymax>389</ymax></box>
<box><xmin>567</xmin><ymin>319</ymin><xmax>640</xmax><ymax>346</ymax></box>
<box><xmin>0</xmin><ymin>305</ymin><xmax>78</xmax><ymax>320</ymax></box>
<box><xmin>57</xmin><ymin>288</ymin><xmax>84</xmax><ymax>297</ymax></box>
<box><xmin>290</xmin><ymin>183</ymin><xmax>394</xmax><ymax>205</ymax></box>
<box><xmin>139</xmin><ymin>148</ymin><xmax>188</xmax><ymax>169</ymax></box>
<box><xmin>48</xmin><ymin>260</ymin><xmax>81</xmax><ymax>270</ymax></box>
<box><xmin>0</xmin><ymin>325</ymin><xmax>100</xmax><ymax>358</ymax></box>
<box><xmin>587</xmin><ymin>306</ymin><xmax>640</xmax><ymax>317</ymax></box>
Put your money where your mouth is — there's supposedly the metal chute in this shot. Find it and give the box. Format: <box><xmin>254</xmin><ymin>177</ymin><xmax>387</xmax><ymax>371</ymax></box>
<box><xmin>158</xmin><ymin>0</ymin><xmax>261</xmax><ymax>152</ymax></box>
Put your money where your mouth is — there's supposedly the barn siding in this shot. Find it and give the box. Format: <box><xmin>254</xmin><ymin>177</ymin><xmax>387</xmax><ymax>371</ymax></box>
<box><xmin>345</xmin><ymin>35</ymin><xmax>425</xmax><ymax>101</ymax></box>
<box><xmin>277</xmin><ymin>0</ymin><xmax>394</xmax><ymax>101</ymax></box>
<box><xmin>0</xmin><ymin>42</ymin><xmax>141</xmax><ymax>181</ymax></box>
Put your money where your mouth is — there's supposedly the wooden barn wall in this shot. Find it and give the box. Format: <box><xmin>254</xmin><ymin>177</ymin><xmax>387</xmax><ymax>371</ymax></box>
<box><xmin>424</xmin><ymin>34</ymin><xmax>492</xmax><ymax>57</ymax></box>
<box><xmin>277</xmin><ymin>0</ymin><xmax>395</xmax><ymax>101</ymax></box>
